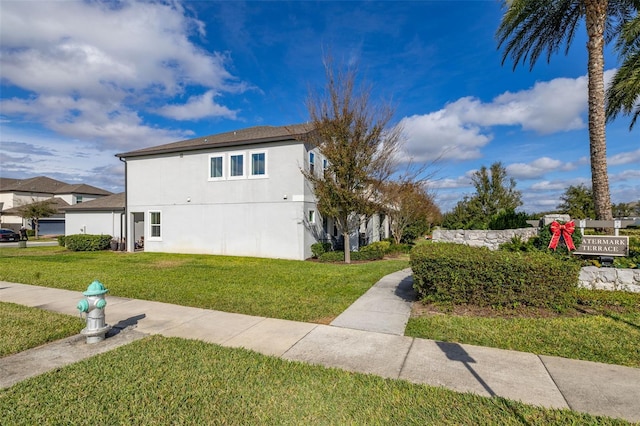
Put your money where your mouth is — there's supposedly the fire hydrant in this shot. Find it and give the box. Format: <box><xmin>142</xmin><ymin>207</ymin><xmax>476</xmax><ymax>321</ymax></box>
<box><xmin>77</xmin><ymin>280</ymin><xmax>112</xmax><ymax>344</ymax></box>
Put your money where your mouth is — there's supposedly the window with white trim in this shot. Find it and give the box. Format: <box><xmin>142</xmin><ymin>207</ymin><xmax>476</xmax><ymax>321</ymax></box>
<box><xmin>308</xmin><ymin>210</ymin><xmax>316</xmax><ymax>224</ymax></box>
<box><xmin>250</xmin><ymin>151</ymin><xmax>267</xmax><ymax>177</ymax></box>
<box><xmin>209</xmin><ymin>154</ymin><xmax>224</xmax><ymax>180</ymax></box>
<box><xmin>149</xmin><ymin>211</ymin><xmax>162</xmax><ymax>239</ymax></box>
<box><xmin>230</xmin><ymin>153</ymin><xmax>244</xmax><ymax>178</ymax></box>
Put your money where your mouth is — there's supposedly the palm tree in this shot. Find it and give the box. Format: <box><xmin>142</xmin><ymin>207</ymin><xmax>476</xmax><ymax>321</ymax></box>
<box><xmin>606</xmin><ymin>15</ymin><xmax>640</xmax><ymax>129</ymax></box>
<box><xmin>496</xmin><ymin>0</ymin><xmax>639</xmax><ymax>221</ymax></box>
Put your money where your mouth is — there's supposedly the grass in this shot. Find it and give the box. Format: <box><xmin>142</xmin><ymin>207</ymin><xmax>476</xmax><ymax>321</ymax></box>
<box><xmin>407</xmin><ymin>289</ymin><xmax>640</xmax><ymax>368</ymax></box>
<box><xmin>0</xmin><ymin>335</ymin><xmax>630</xmax><ymax>425</ymax></box>
<box><xmin>0</xmin><ymin>302</ymin><xmax>84</xmax><ymax>357</ymax></box>
<box><xmin>0</xmin><ymin>246</ymin><xmax>408</xmax><ymax>323</ymax></box>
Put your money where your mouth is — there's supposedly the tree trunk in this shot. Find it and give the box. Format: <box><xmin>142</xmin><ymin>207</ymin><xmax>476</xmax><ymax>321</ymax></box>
<box><xmin>342</xmin><ymin>230</ymin><xmax>351</xmax><ymax>263</ymax></box>
<box><xmin>585</xmin><ymin>0</ymin><xmax>613</xmax><ymax>222</ymax></box>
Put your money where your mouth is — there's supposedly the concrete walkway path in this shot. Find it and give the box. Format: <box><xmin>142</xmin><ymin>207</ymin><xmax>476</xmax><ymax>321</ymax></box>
<box><xmin>1</xmin><ymin>278</ymin><xmax>639</xmax><ymax>423</ymax></box>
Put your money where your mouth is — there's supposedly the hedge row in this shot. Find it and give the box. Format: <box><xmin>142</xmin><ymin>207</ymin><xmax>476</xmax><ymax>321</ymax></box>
<box><xmin>318</xmin><ymin>250</ymin><xmax>385</xmax><ymax>262</ymax></box>
<box><xmin>63</xmin><ymin>234</ymin><xmax>113</xmax><ymax>251</ymax></box>
<box><xmin>410</xmin><ymin>242</ymin><xmax>580</xmax><ymax>311</ymax></box>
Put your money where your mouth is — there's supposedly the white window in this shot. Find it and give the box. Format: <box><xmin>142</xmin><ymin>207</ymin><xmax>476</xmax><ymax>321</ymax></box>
<box><xmin>209</xmin><ymin>154</ymin><xmax>224</xmax><ymax>180</ymax></box>
<box><xmin>149</xmin><ymin>211</ymin><xmax>162</xmax><ymax>240</ymax></box>
<box><xmin>229</xmin><ymin>153</ymin><xmax>244</xmax><ymax>178</ymax></box>
<box><xmin>250</xmin><ymin>151</ymin><xmax>267</xmax><ymax>177</ymax></box>
<box><xmin>308</xmin><ymin>210</ymin><xmax>316</xmax><ymax>224</ymax></box>
<box><xmin>309</xmin><ymin>152</ymin><xmax>315</xmax><ymax>175</ymax></box>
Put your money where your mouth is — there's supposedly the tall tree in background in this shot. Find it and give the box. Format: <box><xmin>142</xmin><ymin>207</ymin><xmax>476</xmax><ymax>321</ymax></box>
<box><xmin>497</xmin><ymin>0</ymin><xmax>639</xmax><ymax>222</ymax></box>
<box><xmin>302</xmin><ymin>59</ymin><xmax>402</xmax><ymax>263</ymax></box>
<box><xmin>441</xmin><ymin>162</ymin><xmax>521</xmax><ymax>229</ymax></box>
<box><xmin>557</xmin><ymin>184</ymin><xmax>596</xmax><ymax>218</ymax></box>
<box><xmin>17</xmin><ymin>199</ymin><xmax>57</xmax><ymax>239</ymax></box>
<box><xmin>606</xmin><ymin>15</ymin><xmax>640</xmax><ymax>129</ymax></box>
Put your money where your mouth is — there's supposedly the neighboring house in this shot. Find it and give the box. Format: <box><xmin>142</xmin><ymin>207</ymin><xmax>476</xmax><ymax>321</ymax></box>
<box><xmin>63</xmin><ymin>193</ymin><xmax>125</xmax><ymax>241</ymax></box>
<box><xmin>116</xmin><ymin>124</ymin><xmax>388</xmax><ymax>260</ymax></box>
<box><xmin>0</xmin><ymin>176</ymin><xmax>112</xmax><ymax>235</ymax></box>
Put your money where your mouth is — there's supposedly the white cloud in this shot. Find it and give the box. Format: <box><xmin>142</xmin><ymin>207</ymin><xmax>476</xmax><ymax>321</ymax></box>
<box><xmin>399</xmin><ymin>73</ymin><xmax>620</xmax><ymax>164</ymax></box>
<box><xmin>529</xmin><ymin>177</ymin><xmax>590</xmax><ymax>192</ymax></box>
<box><xmin>506</xmin><ymin>156</ymin><xmax>587</xmax><ymax>179</ymax></box>
<box><xmin>608</xmin><ymin>149</ymin><xmax>640</xmax><ymax>166</ymax></box>
<box><xmin>156</xmin><ymin>90</ymin><xmax>238</xmax><ymax>120</ymax></box>
<box><xmin>0</xmin><ymin>0</ymin><xmax>247</xmax><ymax>149</ymax></box>
<box><xmin>610</xmin><ymin>169</ymin><xmax>640</xmax><ymax>183</ymax></box>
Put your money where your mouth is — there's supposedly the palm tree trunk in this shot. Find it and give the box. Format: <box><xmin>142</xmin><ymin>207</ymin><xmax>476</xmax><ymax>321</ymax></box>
<box><xmin>585</xmin><ymin>0</ymin><xmax>613</xmax><ymax>222</ymax></box>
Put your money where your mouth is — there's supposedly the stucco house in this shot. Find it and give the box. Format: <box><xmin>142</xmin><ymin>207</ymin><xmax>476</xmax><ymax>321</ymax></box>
<box><xmin>63</xmin><ymin>192</ymin><xmax>125</xmax><ymax>241</ymax></box>
<box><xmin>116</xmin><ymin>124</ymin><xmax>388</xmax><ymax>260</ymax></box>
<box><xmin>0</xmin><ymin>176</ymin><xmax>112</xmax><ymax>235</ymax></box>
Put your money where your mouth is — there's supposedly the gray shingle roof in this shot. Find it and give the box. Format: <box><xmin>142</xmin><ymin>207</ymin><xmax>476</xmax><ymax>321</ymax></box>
<box><xmin>63</xmin><ymin>193</ymin><xmax>125</xmax><ymax>212</ymax></box>
<box><xmin>2</xmin><ymin>197</ymin><xmax>70</xmax><ymax>215</ymax></box>
<box><xmin>116</xmin><ymin>123</ymin><xmax>313</xmax><ymax>158</ymax></box>
<box><xmin>0</xmin><ymin>176</ymin><xmax>112</xmax><ymax>196</ymax></box>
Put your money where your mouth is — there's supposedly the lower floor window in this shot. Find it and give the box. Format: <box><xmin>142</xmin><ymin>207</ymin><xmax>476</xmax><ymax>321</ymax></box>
<box><xmin>150</xmin><ymin>211</ymin><xmax>161</xmax><ymax>238</ymax></box>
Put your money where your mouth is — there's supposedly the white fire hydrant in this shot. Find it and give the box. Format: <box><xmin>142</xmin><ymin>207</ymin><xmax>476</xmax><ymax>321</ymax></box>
<box><xmin>76</xmin><ymin>280</ymin><xmax>112</xmax><ymax>344</ymax></box>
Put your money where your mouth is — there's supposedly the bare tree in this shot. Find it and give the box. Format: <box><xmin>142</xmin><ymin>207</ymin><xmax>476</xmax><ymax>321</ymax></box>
<box><xmin>302</xmin><ymin>58</ymin><xmax>402</xmax><ymax>263</ymax></box>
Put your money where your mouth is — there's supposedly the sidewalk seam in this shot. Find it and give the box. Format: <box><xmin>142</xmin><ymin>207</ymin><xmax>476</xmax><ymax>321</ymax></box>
<box><xmin>397</xmin><ymin>337</ymin><xmax>416</xmax><ymax>380</ymax></box>
<box><xmin>538</xmin><ymin>355</ymin><xmax>572</xmax><ymax>410</ymax></box>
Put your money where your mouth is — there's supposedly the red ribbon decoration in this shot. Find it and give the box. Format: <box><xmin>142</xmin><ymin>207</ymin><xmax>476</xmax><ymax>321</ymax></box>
<box><xmin>548</xmin><ymin>220</ymin><xmax>576</xmax><ymax>251</ymax></box>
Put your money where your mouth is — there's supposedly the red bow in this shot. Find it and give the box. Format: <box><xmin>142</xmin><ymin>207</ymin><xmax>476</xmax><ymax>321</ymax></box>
<box><xmin>548</xmin><ymin>220</ymin><xmax>576</xmax><ymax>251</ymax></box>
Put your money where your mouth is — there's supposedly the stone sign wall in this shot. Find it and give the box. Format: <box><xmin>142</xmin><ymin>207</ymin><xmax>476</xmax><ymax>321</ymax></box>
<box><xmin>432</xmin><ymin>227</ymin><xmax>539</xmax><ymax>251</ymax></box>
<box><xmin>579</xmin><ymin>266</ymin><xmax>640</xmax><ymax>293</ymax></box>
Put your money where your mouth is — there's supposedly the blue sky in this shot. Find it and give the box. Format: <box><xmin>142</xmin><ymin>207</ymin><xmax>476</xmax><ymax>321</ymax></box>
<box><xmin>1</xmin><ymin>0</ymin><xmax>638</xmax><ymax>213</ymax></box>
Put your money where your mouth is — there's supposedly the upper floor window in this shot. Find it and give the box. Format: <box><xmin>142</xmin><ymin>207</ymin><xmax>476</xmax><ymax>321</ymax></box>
<box><xmin>251</xmin><ymin>152</ymin><xmax>266</xmax><ymax>177</ymax></box>
<box><xmin>309</xmin><ymin>152</ymin><xmax>315</xmax><ymax>175</ymax></box>
<box><xmin>209</xmin><ymin>155</ymin><xmax>224</xmax><ymax>180</ymax></box>
<box><xmin>230</xmin><ymin>153</ymin><xmax>244</xmax><ymax>178</ymax></box>
<box><xmin>75</xmin><ymin>195</ymin><xmax>83</xmax><ymax>204</ymax></box>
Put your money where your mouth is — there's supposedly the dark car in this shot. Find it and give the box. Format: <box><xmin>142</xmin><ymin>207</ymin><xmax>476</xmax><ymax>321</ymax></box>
<box><xmin>0</xmin><ymin>228</ymin><xmax>20</xmax><ymax>242</ymax></box>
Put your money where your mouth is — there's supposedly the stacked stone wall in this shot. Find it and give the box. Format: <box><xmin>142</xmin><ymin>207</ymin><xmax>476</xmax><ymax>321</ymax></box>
<box><xmin>432</xmin><ymin>228</ymin><xmax>539</xmax><ymax>251</ymax></box>
<box><xmin>578</xmin><ymin>266</ymin><xmax>640</xmax><ymax>293</ymax></box>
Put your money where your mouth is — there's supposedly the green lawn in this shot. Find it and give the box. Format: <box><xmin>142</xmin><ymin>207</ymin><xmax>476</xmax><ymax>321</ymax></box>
<box><xmin>0</xmin><ymin>302</ymin><xmax>84</xmax><ymax>357</ymax></box>
<box><xmin>406</xmin><ymin>307</ymin><xmax>640</xmax><ymax>368</ymax></box>
<box><xmin>0</xmin><ymin>334</ymin><xmax>629</xmax><ymax>425</ymax></box>
<box><xmin>0</xmin><ymin>246</ymin><xmax>408</xmax><ymax>323</ymax></box>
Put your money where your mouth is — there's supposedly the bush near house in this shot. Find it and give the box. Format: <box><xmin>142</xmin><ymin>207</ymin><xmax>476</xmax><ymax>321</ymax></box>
<box><xmin>57</xmin><ymin>235</ymin><xmax>66</xmax><ymax>247</ymax></box>
<box><xmin>64</xmin><ymin>234</ymin><xmax>112</xmax><ymax>252</ymax></box>
<box><xmin>319</xmin><ymin>250</ymin><xmax>385</xmax><ymax>262</ymax></box>
<box><xmin>310</xmin><ymin>242</ymin><xmax>333</xmax><ymax>258</ymax></box>
<box><xmin>410</xmin><ymin>242</ymin><xmax>579</xmax><ymax>311</ymax></box>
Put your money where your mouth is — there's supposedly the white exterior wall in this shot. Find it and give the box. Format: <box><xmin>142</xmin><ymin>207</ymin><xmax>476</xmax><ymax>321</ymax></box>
<box><xmin>57</xmin><ymin>193</ymin><xmax>101</xmax><ymax>205</ymax></box>
<box><xmin>65</xmin><ymin>211</ymin><xmax>124</xmax><ymax>240</ymax></box>
<box><xmin>0</xmin><ymin>192</ymin><xmax>53</xmax><ymax>227</ymax></box>
<box><xmin>125</xmin><ymin>141</ymin><xmax>323</xmax><ymax>260</ymax></box>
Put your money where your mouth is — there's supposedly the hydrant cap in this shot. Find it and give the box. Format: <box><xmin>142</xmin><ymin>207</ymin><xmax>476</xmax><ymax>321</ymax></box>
<box><xmin>83</xmin><ymin>280</ymin><xmax>109</xmax><ymax>296</ymax></box>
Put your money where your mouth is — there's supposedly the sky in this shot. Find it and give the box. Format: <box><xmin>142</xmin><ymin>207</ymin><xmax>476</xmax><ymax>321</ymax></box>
<box><xmin>0</xmin><ymin>0</ymin><xmax>638</xmax><ymax>214</ymax></box>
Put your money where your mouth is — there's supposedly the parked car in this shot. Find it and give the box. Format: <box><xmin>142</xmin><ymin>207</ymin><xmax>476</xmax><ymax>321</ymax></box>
<box><xmin>0</xmin><ymin>228</ymin><xmax>20</xmax><ymax>242</ymax></box>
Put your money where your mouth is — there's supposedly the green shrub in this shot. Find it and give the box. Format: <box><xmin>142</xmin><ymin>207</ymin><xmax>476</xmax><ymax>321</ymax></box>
<box><xmin>410</xmin><ymin>242</ymin><xmax>579</xmax><ymax>311</ymax></box>
<box><xmin>65</xmin><ymin>234</ymin><xmax>112</xmax><ymax>251</ymax></box>
<box><xmin>57</xmin><ymin>235</ymin><xmax>66</xmax><ymax>247</ymax></box>
<box><xmin>318</xmin><ymin>250</ymin><xmax>384</xmax><ymax>262</ymax></box>
<box><xmin>310</xmin><ymin>242</ymin><xmax>332</xmax><ymax>258</ymax></box>
<box><xmin>360</xmin><ymin>241</ymin><xmax>390</xmax><ymax>258</ymax></box>
<box><xmin>488</xmin><ymin>209</ymin><xmax>531</xmax><ymax>230</ymax></box>
<box><xmin>498</xmin><ymin>235</ymin><xmax>537</xmax><ymax>252</ymax></box>
<box><xmin>535</xmin><ymin>222</ymin><xmax>583</xmax><ymax>255</ymax></box>
<box><xmin>387</xmin><ymin>243</ymin><xmax>412</xmax><ymax>254</ymax></box>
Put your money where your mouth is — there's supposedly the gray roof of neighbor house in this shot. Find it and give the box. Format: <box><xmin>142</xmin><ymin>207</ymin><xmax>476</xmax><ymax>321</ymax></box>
<box><xmin>0</xmin><ymin>176</ymin><xmax>112</xmax><ymax>196</ymax></box>
<box><xmin>116</xmin><ymin>123</ymin><xmax>313</xmax><ymax>159</ymax></box>
<box><xmin>2</xmin><ymin>197</ymin><xmax>70</xmax><ymax>215</ymax></box>
<box><xmin>63</xmin><ymin>192</ymin><xmax>125</xmax><ymax>212</ymax></box>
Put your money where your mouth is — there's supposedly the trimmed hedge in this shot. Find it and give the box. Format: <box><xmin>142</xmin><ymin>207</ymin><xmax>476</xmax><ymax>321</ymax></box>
<box><xmin>318</xmin><ymin>250</ymin><xmax>384</xmax><ymax>262</ymax></box>
<box><xmin>57</xmin><ymin>235</ymin><xmax>66</xmax><ymax>247</ymax></box>
<box><xmin>65</xmin><ymin>234</ymin><xmax>112</xmax><ymax>251</ymax></box>
<box><xmin>410</xmin><ymin>242</ymin><xmax>580</xmax><ymax>311</ymax></box>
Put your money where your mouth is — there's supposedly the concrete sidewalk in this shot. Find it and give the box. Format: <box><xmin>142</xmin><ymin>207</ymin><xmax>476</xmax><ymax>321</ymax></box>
<box><xmin>1</xmin><ymin>278</ymin><xmax>639</xmax><ymax>423</ymax></box>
